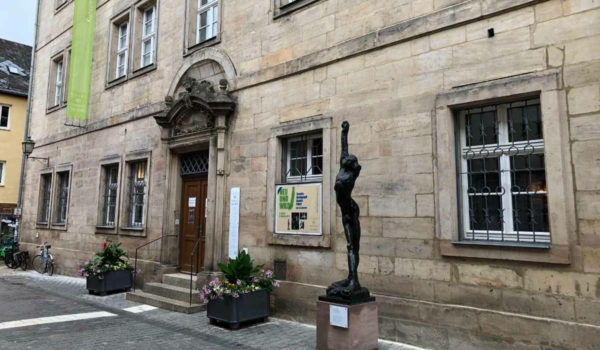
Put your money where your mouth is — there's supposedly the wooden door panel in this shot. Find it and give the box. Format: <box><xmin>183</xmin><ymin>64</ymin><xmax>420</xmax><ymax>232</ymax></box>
<box><xmin>180</xmin><ymin>179</ymin><xmax>208</xmax><ymax>273</ymax></box>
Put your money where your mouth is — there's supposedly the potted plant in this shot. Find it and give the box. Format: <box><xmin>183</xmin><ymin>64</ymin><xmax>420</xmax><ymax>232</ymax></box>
<box><xmin>200</xmin><ymin>251</ymin><xmax>280</xmax><ymax>329</ymax></box>
<box><xmin>79</xmin><ymin>241</ymin><xmax>137</xmax><ymax>296</ymax></box>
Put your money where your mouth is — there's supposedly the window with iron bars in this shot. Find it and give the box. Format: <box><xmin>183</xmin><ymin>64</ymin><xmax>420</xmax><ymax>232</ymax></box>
<box><xmin>456</xmin><ymin>97</ymin><xmax>549</xmax><ymax>244</ymax></box>
<box><xmin>54</xmin><ymin>172</ymin><xmax>70</xmax><ymax>225</ymax></box>
<box><xmin>128</xmin><ymin>161</ymin><xmax>147</xmax><ymax>228</ymax></box>
<box><xmin>102</xmin><ymin>165</ymin><xmax>119</xmax><ymax>227</ymax></box>
<box><xmin>39</xmin><ymin>174</ymin><xmax>52</xmax><ymax>224</ymax></box>
<box><xmin>284</xmin><ymin>133</ymin><xmax>323</xmax><ymax>183</ymax></box>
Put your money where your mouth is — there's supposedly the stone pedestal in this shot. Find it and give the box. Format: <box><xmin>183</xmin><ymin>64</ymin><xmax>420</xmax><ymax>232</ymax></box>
<box><xmin>316</xmin><ymin>299</ymin><xmax>378</xmax><ymax>350</ymax></box>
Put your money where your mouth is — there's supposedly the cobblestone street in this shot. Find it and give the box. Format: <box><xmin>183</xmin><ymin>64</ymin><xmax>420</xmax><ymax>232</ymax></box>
<box><xmin>0</xmin><ymin>266</ymin><xmax>424</xmax><ymax>350</ymax></box>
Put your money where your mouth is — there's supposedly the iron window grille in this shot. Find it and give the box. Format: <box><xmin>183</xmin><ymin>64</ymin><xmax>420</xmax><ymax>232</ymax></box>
<box><xmin>102</xmin><ymin>165</ymin><xmax>119</xmax><ymax>226</ymax></box>
<box><xmin>39</xmin><ymin>174</ymin><xmax>52</xmax><ymax>224</ymax></box>
<box><xmin>128</xmin><ymin>161</ymin><xmax>147</xmax><ymax>228</ymax></box>
<box><xmin>0</xmin><ymin>105</ymin><xmax>10</xmax><ymax>129</ymax></box>
<box><xmin>284</xmin><ymin>133</ymin><xmax>323</xmax><ymax>183</ymax></box>
<box><xmin>197</xmin><ymin>0</ymin><xmax>219</xmax><ymax>44</ymax></box>
<box><xmin>116</xmin><ymin>21</ymin><xmax>129</xmax><ymax>79</ymax></box>
<box><xmin>456</xmin><ymin>97</ymin><xmax>549</xmax><ymax>244</ymax></box>
<box><xmin>55</xmin><ymin>172</ymin><xmax>70</xmax><ymax>224</ymax></box>
<box><xmin>181</xmin><ymin>150</ymin><xmax>209</xmax><ymax>176</ymax></box>
<box><xmin>141</xmin><ymin>6</ymin><xmax>156</xmax><ymax>68</ymax></box>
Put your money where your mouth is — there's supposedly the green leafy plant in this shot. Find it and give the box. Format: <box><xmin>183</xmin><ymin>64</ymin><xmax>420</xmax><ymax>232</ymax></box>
<box><xmin>217</xmin><ymin>250</ymin><xmax>264</xmax><ymax>284</ymax></box>
<box><xmin>78</xmin><ymin>241</ymin><xmax>138</xmax><ymax>279</ymax></box>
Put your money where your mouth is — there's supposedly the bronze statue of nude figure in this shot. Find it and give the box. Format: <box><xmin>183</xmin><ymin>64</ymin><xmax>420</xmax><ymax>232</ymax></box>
<box><xmin>325</xmin><ymin>121</ymin><xmax>371</xmax><ymax>301</ymax></box>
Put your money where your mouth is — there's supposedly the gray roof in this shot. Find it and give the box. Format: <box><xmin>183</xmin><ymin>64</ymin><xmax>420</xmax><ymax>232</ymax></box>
<box><xmin>0</xmin><ymin>38</ymin><xmax>32</xmax><ymax>97</ymax></box>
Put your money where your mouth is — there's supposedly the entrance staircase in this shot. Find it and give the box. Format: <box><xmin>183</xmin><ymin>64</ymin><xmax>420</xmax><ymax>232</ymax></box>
<box><xmin>126</xmin><ymin>273</ymin><xmax>205</xmax><ymax>314</ymax></box>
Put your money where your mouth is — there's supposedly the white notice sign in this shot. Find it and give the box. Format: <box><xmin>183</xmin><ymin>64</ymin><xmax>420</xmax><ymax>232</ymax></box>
<box><xmin>329</xmin><ymin>305</ymin><xmax>349</xmax><ymax>328</ymax></box>
<box><xmin>228</xmin><ymin>188</ymin><xmax>241</xmax><ymax>259</ymax></box>
<box><xmin>188</xmin><ymin>197</ymin><xmax>196</xmax><ymax>207</ymax></box>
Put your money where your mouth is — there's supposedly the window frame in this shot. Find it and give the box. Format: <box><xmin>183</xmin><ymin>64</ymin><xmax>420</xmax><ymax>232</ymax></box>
<box><xmin>0</xmin><ymin>161</ymin><xmax>5</xmax><ymax>186</ymax></box>
<box><xmin>435</xmin><ymin>71</ymin><xmax>574</xmax><ymax>264</ymax></box>
<box><xmin>116</xmin><ymin>21</ymin><xmax>130</xmax><ymax>80</ymax></box>
<box><xmin>37</xmin><ymin>172</ymin><xmax>53</xmax><ymax>226</ymax></box>
<box><xmin>52</xmin><ymin>170</ymin><xmax>71</xmax><ymax>226</ymax></box>
<box><xmin>0</xmin><ymin>105</ymin><xmax>10</xmax><ymax>130</ymax></box>
<box><xmin>197</xmin><ymin>0</ymin><xmax>219</xmax><ymax>45</ymax></box>
<box><xmin>119</xmin><ymin>152</ymin><xmax>151</xmax><ymax>236</ymax></box>
<box><xmin>96</xmin><ymin>158</ymin><xmax>123</xmax><ymax>235</ymax></box>
<box><xmin>55</xmin><ymin>60</ymin><xmax>64</xmax><ymax>106</ymax></box>
<box><xmin>283</xmin><ymin>133</ymin><xmax>324</xmax><ymax>183</ymax></box>
<box><xmin>273</xmin><ymin>0</ymin><xmax>322</xmax><ymax>19</ymax></box>
<box><xmin>184</xmin><ymin>0</ymin><xmax>222</xmax><ymax>56</ymax></box>
<box><xmin>456</xmin><ymin>98</ymin><xmax>549</xmax><ymax>245</ymax></box>
<box><xmin>47</xmin><ymin>50</ymin><xmax>69</xmax><ymax>113</ymax></box>
<box><xmin>140</xmin><ymin>5</ymin><xmax>156</xmax><ymax>68</ymax></box>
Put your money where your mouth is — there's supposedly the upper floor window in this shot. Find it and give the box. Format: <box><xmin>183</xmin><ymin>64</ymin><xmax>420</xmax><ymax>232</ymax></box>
<box><xmin>274</xmin><ymin>0</ymin><xmax>320</xmax><ymax>18</ymax></box>
<box><xmin>0</xmin><ymin>161</ymin><xmax>5</xmax><ymax>186</ymax></box>
<box><xmin>55</xmin><ymin>0</ymin><xmax>69</xmax><ymax>10</ymax></box>
<box><xmin>284</xmin><ymin>133</ymin><xmax>323</xmax><ymax>183</ymax></box>
<box><xmin>198</xmin><ymin>0</ymin><xmax>219</xmax><ymax>44</ymax></box>
<box><xmin>456</xmin><ymin>98</ymin><xmax>549</xmax><ymax>244</ymax></box>
<box><xmin>47</xmin><ymin>49</ymin><xmax>70</xmax><ymax>111</ymax></box>
<box><xmin>0</xmin><ymin>105</ymin><xmax>10</xmax><ymax>130</ymax></box>
<box><xmin>116</xmin><ymin>22</ymin><xmax>129</xmax><ymax>79</ymax></box>
<box><xmin>141</xmin><ymin>6</ymin><xmax>156</xmax><ymax>68</ymax></box>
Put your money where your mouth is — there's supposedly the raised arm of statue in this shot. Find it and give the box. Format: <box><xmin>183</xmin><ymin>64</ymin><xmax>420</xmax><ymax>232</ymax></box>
<box><xmin>341</xmin><ymin>121</ymin><xmax>349</xmax><ymax>162</ymax></box>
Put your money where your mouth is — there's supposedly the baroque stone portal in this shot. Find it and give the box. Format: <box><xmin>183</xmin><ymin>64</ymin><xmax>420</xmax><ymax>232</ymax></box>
<box><xmin>322</xmin><ymin>121</ymin><xmax>372</xmax><ymax>303</ymax></box>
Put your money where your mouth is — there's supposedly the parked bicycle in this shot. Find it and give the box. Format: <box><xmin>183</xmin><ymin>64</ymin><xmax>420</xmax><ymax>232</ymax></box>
<box><xmin>32</xmin><ymin>243</ymin><xmax>54</xmax><ymax>276</ymax></box>
<box><xmin>12</xmin><ymin>246</ymin><xmax>30</xmax><ymax>271</ymax></box>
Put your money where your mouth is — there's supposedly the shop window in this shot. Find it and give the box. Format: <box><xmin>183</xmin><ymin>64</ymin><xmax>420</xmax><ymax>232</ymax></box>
<box><xmin>456</xmin><ymin>97</ymin><xmax>549</xmax><ymax>244</ymax></box>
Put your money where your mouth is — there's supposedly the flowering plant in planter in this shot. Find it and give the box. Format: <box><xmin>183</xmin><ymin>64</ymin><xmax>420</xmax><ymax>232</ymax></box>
<box><xmin>78</xmin><ymin>241</ymin><xmax>137</xmax><ymax>279</ymax></box>
<box><xmin>199</xmin><ymin>251</ymin><xmax>280</xmax><ymax>303</ymax></box>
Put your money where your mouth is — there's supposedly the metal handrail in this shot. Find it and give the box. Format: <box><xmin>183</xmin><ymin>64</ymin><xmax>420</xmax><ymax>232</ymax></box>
<box><xmin>189</xmin><ymin>236</ymin><xmax>202</xmax><ymax>305</ymax></box>
<box><xmin>133</xmin><ymin>235</ymin><xmax>177</xmax><ymax>292</ymax></box>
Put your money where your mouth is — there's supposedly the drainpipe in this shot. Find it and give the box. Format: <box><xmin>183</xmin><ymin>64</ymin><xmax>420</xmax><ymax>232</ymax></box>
<box><xmin>16</xmin><ymin>0</ymin><xmax>40</xmax><ymax>239</ymax></box>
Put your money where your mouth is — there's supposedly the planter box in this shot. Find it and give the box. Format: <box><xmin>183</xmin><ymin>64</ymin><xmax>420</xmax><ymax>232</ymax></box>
<box><xmin>87</xmin><ymin>270</ymin><xmax>133</xmax><ymax>296</ymax></box>
<box><xmin>207</xmin><ymin>289</ymin><xmax>270</xmax><ymax>329</ymax></box>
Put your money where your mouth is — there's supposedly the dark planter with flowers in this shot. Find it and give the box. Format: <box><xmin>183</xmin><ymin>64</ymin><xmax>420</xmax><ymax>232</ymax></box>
<box><xmin>86</xmin><ymin>270</ymin><xmax>133</xmax><ymax>296</ymax></box>
<box><xmin>80</xmin><ymin>241</ymin><xmax>137</xmax><ymax>297</ymax></box>
<box><xmin>207</xmin><ymin>289</ymin><xmax>270</xmax><ymax>329</ymax></box>
<box><xmin>200</xmin><ymin>251</ymin><xmax>280</xmax><ymax>330</ymax></box>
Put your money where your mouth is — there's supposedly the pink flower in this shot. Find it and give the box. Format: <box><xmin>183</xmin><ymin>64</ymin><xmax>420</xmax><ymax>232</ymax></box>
<box><xmin>252</xmin><ymin>277</ymin><xmax>259</xmax><ymax>283</ymax></box>
<box><xmin>101</xmin><ymin>241</ymin><xmax>108</xmax><ymax>250</ymax></box>
<box><xmin>236</xmin><ymin>279</ymin><xmax>242</xmax><ymax>286</ymax></box>
<box><xmin>273</xmin><ymin>281</ymin><xmax>280</xmax><ymax>288</ymax></box>
<box><xmin>232</xmin><ymin>292</ymin><xmax>239</xmax><ymax>298</ymax></box>
<box><xmin>265</xmin><ymin>270</ymin><xmax>273</xmax><ymax>278</ymax></box>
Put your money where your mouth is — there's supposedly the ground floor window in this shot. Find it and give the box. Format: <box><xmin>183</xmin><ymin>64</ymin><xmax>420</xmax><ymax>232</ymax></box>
<box><xmin>127</xmin><ymin>161</ymin><xmax>147</xmax><ymax>228</ymax></box>
<box><xmin>38</xmin><ymin>174</ymin><xmax>52</xmax><ymax>224</ymax></box>
<box><xmin>456</xmin><ymin>97</ymin><xmax>549</xmax><ymax>244</ymax></box>
<box><xmin>54</xmin><ymin>171</ymin><xmax>70</xmax><ymax>225</ymax></box>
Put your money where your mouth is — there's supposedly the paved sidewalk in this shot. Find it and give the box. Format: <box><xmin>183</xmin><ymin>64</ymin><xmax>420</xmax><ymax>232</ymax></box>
<box><xmin>0</xmin><ymin>270</ymin><xmax>425</xmax><ymax>350</ymax></box>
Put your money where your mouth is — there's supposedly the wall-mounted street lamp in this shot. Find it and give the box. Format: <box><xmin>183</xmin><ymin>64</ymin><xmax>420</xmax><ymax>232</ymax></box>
<box><xmin>22</xmin><ymin>136</ymin><xmax>49</xmax><ymax>167</ymax></box>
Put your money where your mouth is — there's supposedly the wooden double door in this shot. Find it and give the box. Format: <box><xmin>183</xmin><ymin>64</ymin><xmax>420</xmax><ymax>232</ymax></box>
<box><xmin>180</xmin><ymin>178</ymin><xmax>208</xmax><ymax>273</ymax></box>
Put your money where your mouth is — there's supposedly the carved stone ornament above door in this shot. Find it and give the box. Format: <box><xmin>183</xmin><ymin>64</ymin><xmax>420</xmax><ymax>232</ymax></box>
<box><xmin>154</xmin><ymin>77</ymin><xmax>236</xmax><ymax>139</ymax></box>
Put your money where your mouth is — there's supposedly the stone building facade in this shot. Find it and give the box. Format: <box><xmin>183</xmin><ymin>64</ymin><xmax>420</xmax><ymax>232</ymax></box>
<box><xmin>21</xmin><ymin>0</ymin><xmax>600</xmax><ymax>348</ymax></box>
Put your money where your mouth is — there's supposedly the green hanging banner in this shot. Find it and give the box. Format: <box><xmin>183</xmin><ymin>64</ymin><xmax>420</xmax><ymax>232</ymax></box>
<box><xmin>66</xmin><ymin>0</ymin><xmax>97</xmax><ymax>121</ymax></box>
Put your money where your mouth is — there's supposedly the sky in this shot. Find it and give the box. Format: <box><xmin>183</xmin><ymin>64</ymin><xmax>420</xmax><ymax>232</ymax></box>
<box><xmin>0</xmin><ymin>0</ymin><xmax>37</xmax><ymax>46</ymax></box>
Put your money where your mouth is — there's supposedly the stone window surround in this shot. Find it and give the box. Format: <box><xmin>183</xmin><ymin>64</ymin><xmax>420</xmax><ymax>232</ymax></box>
<box><xmin>119</xmin><ymin>151</ymin><xmax>152</xmax><ymax>237</ymax></box>
<box><xmin>435</xmin><ymin>70</ymin><xmax>575</xmax><ymax>265</ymax></box>
<box><xmin>55</xmin><ymin>0</ymin><xmax>71</xmax><ymax>14</ymax></box>
<box><xmin>46</xmin><ymin>48</ymin><xmax>70</xmax><ymax>114</ymax></box>
<box><xmin>36</xmin><ymin>167</ymin><xmax>55</xmax><ymax>229</ymax></box>
<box><xmin>183</xmin><ymin>0</ymin><xmax>223</xmax><ymax>57</ymax></box>
<box><xmin>266</xmin><ymin>116</ymin><xmax>333</xmax><ymax>248</ymax></box>
<box><xmin>50</xmin><ymin>164</ymin><xmax>73</xmax><ymax>231</ymax></box>
<box><xmin>95</xmin><ymin>156</ymin><xmax>123</xmax><ymax>235</ymax></box>
<box><xmin>106</xmin><ymin>1</ymin><xmax>159</xmax><ymax>90</ymax></box>
<box><xmin>273</xmin><ymin>0</ymin><xmax>322</xmax><ymax>19</ymax></box>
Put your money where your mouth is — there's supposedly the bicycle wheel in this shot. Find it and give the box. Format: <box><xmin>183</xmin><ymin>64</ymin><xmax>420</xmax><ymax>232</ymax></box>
<box><xmin>20</xmin><ymin>257</ymin><xmax>27</xmax><ymax>271</ymax></box>
<box><xmin>32</xmin><ymin>255</ymin><xmax>45</xmax><ymax>274</ymax></box>
<box><xmin>47</xmin><ymin>262</ymin><xmax>54</xmax><ymax>276</ymax></box>
<box><xmin>5</xmin><ymin>254</ymin><xmax>16</xmax><ymax>269</ymax></box>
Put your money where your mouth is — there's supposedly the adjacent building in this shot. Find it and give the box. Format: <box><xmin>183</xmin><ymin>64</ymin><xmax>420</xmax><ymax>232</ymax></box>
<box><xmin>21</xmin><ymin>0</ymin><xmax>600</xmax><ymax>348</ymax></box>
<box><xmin>0</xmin><ymin>39</ymin><xmax>30</xmax><ymax>236</ymax></box>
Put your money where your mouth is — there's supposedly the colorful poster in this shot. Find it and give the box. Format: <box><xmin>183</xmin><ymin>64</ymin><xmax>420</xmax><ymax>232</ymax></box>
<box><xmin>66</xmin><ymin>0</ymin><xmax>97</xmax><ymax>120</ymax></box>
<box><xmin>275</xmin><ymin>183</ymin><xmax>322</xmax><ymax>235</ymax></box>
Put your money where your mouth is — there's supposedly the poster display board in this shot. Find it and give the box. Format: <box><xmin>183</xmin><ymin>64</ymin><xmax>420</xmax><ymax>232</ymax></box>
<box><xmin>275</xmin><ymin>183</ymin><xmax>322</xmax><ymax>235</ymax></box>
<box><xmin>228</xmin><ymin>188</ymin><xmax>240</xmax><ymax>259</ymax></box>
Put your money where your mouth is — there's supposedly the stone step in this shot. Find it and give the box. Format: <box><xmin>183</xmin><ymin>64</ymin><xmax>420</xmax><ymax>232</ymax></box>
<box><xmin>126</xmin><ymin>291</ymin><xmax>205</xmax><ymax>314</ymax></box>
<box><xmin>163</xmin><ymin>273</ymin><xmax>196</xmax><ymax>289</ymax></box>
<box><xmin>144</xmin><ymin>282</ymin><xmax>202</xmax><ymax>304</ymax></box>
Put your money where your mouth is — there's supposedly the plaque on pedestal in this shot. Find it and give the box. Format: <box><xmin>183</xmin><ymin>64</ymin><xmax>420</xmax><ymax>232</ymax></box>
<box><xmin>316</xmin><ymin>299</ymin><xmax>378</xmax><ymax>350</ymax></box>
